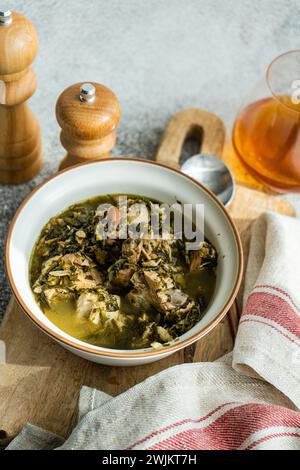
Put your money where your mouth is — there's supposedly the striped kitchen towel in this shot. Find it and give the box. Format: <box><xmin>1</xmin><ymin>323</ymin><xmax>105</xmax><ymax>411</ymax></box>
<box><xmin>7</xmin><ymin>213</ymin><xmax>300</xmax><ymax>450</ymax></box>
<box><xmin>233</xmin><ymin>212</ymin><xmax>300</xmax><ymax>408</ymax></box>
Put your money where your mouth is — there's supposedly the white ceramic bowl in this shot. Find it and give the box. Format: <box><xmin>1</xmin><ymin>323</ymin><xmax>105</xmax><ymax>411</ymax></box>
<box><xmin>6</xmin><ymin>158</ymin><xmax>243</xmax><ymax>366</ymax></box>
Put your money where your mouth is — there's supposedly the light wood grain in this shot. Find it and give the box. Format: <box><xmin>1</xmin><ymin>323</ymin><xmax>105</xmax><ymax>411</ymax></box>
<box><xmin>0</xmin><ymin>11</ymin><xmax>42</xmax><ymax>184</ymax></box>
<box><xmin>56</xmin><ymin>82</ymin><xmax>120</xmax><ymax>170</ymax></box>
<box><xmin>156</xmin><ymin>108</ymin><xmax>225</xmax><ymax>168</ymax></box>
<box><xmin>0</xmin><ymin>108</ymin><xmax>295</xmax><ymax>443</ymax></box>
<box><xmin>0</xmin><ymin>13</ymin><xmax>38</xmax><ymax>76</ymax></box>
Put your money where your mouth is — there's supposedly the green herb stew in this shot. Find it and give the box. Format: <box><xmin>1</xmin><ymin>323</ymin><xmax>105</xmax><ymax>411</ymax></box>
<box><xmin>30</xmin><ymin>194</ymin><xmax>217</xmax><ymax>350</ymax></box>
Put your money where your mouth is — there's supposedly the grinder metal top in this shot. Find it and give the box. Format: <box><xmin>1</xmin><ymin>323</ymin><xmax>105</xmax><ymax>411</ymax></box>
<box><xmin>0</xmin><ymin>6</ymin><xmax>12</xmax><ymax>25</ymax></box>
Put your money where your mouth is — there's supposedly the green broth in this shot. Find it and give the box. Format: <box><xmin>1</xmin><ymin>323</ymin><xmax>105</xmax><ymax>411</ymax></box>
<box><xmin>29</xmin><ymin>194</ymin><xmax>217</xmax><ymax>349</ymax></box>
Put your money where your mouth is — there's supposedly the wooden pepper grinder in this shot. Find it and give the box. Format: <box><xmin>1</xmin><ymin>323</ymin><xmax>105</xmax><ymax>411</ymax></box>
<box><xmin>0</xmin><ymin>8</ymin><xmax>42</xmax><ymax>184</ymax></box>
<box><xmin>56</xmin><ymin>82</ymin><xmax>121</xmax><ymax>170</ymax></box>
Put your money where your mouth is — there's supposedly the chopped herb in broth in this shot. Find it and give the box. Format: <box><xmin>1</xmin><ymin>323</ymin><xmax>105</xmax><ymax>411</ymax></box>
<box><xmin>29</xmin><ymin>194</ymin><xmax>217</xmax><ymax>350</ymax></box>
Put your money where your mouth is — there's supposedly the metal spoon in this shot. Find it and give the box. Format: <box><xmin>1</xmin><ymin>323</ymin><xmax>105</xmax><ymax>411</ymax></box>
<box><xmin>181</xmin><ymin>154</ymin><xmax>235</xmax><ymax>207</ymax></box>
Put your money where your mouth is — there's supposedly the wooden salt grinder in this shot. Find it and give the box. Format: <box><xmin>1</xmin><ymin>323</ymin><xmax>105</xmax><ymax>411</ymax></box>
<box><xmin>56</xmin><ymin>82</ymin><xmax>121</xmax><ymax>170</ymax></box>
<box><xmin>0</xmin><ymin>9</ymin><xmax>42</xmax><ymax>184</ymax></box>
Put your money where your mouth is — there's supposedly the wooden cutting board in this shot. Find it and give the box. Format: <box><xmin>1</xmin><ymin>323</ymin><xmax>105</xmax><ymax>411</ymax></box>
<box><xmin>0</xmin><ymin>109</ymin><xmax>295</xmax><ymax>444</ymax></box>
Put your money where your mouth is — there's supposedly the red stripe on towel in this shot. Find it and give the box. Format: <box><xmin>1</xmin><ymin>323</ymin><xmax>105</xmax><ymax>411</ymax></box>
<box><xmin>126</xmin><ymin>402</ymin><xmax>234</xmax><ymax>450</ymax></box>
<box><xmin>145</xmin><ymin>404</ymin><xmax>300</xmax><ymax>450</ymax></box>
<box><xmin>243</xmin><ymin>291</ymin><xmax>300</xmax><ymax>338</ymax></box>
<box><xmin>245</xmin><ymin>433</ymin><xmax>300</xmax><ymax>450</ymax></box>
<box><xmin>255</xmin><ymin>285</ymin><xmax>300</xmax><ymax>314</ymax></box>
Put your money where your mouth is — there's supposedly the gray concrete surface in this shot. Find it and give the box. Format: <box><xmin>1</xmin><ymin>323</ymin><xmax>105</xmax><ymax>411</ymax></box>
<box><xmin>1</xmin><ymin>0</ymin><xmax>300</xmax><ymax>318</ymax></box>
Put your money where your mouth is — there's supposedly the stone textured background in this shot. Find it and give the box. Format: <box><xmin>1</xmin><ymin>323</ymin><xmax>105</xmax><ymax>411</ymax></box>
<box><xmin>1</xmin><ymin>0</ymin><xmax>300</xmax><ymax>317</ymax></box>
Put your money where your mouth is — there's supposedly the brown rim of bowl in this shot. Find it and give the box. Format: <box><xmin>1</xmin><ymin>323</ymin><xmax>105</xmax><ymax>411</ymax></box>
<box><xmin>5</xmin><ymin>157</ymin><xmax>243</xmax><ymax>358</ymax></box>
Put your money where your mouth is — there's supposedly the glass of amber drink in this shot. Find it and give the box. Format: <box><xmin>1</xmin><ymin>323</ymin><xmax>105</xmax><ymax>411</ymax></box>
<box><xmin>232</xmin><ymin>50</ymin><xmax>300</xmax><ymax>192</ymax></box>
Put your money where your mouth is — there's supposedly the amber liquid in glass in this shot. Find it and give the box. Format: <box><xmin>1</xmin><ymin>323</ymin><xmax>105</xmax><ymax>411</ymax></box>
<box><xmin>233</xmin><ymin>96</ymin><xmax>300</xmax><ymax>191</ymax></box>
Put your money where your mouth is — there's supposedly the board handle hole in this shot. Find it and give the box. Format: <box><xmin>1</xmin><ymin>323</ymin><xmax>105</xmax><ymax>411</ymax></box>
<box><xmin>179</xmin><ymin>125</ymin><xmax>203</xmax><ymax>167</ymax></box>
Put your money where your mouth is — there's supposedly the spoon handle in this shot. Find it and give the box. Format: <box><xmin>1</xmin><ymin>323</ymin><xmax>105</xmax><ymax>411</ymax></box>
<box><xmin>155</xmin><ymin>108</ymin><xmax>225</xmax><ymax>169</ymax></box>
